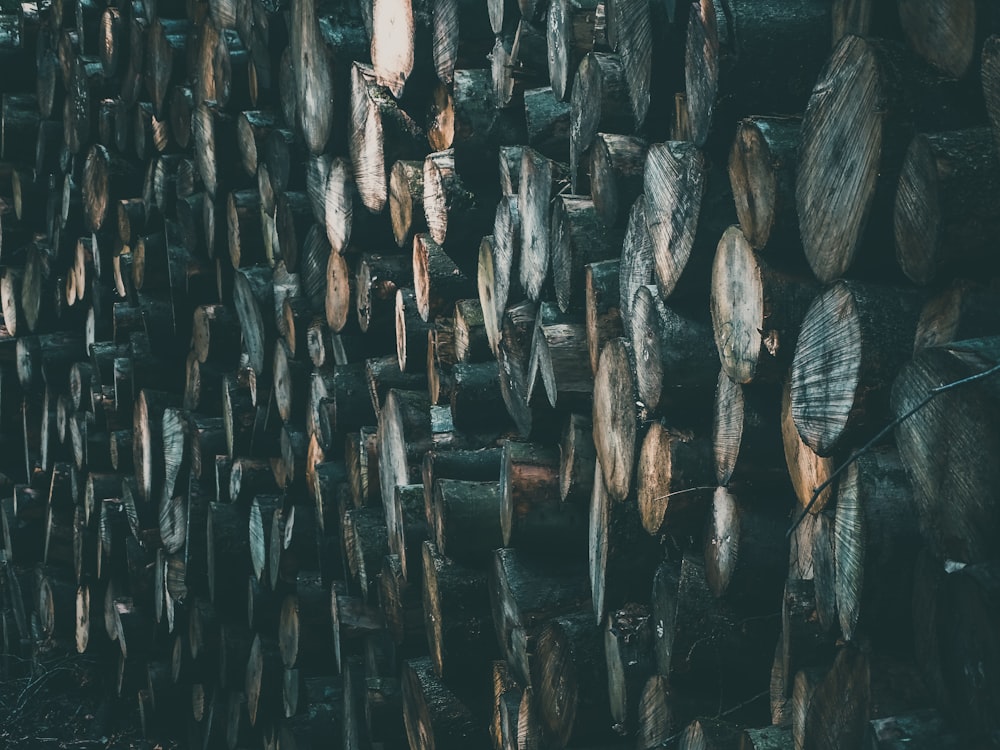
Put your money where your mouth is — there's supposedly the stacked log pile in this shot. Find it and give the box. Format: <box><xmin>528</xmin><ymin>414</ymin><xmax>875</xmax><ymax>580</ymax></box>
<box><xmin>1</xmin><ymin>0</ymin><xmax>999</xmax><ymax>748</ymax></box>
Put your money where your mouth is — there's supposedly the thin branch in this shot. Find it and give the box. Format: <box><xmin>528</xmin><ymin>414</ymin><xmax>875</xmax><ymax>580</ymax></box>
<box><xmin>653</xmin><ymin>690</ymin><xmax>769</xmax><ymax>747</ymax></box>
<box><xmin>787</xmin><ymin>360</ymin><xmax>1000</xmax><ymax>538</ymax></box>
<box><xmin>652</xmin><ymin>486</ymin><xmax>716</xmax><ymax>503</ymax></box>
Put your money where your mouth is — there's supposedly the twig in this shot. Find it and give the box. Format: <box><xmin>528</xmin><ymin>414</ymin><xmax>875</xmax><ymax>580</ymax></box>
<box><xmin>787</xmin><ymin>360</ymin><xmax>1000</xmax><ymax>538</ymax></box>
<box><xmin>653</xmin><ymin>689</ymin><xmax>769</xmax><ymax>747</ymax></box>
<box><xmin>12</xmin><ymin>665</ymin><xmax>76</xmax><ymax>716</ymax></box>
<box><xmin>652</xmin><ymin>486</ymin><xmax>717</xmax><ymax>503</ymax></box>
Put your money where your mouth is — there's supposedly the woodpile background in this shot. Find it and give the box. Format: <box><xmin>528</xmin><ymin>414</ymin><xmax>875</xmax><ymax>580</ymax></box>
<box><xmin>1</xmin><ymin>0</ymin><xmax>999</xmax><ymax>748</ymax></box>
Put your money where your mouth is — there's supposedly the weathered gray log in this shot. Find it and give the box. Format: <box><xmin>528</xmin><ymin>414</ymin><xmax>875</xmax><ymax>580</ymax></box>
<box><xmin>790</xmin><ymin>280</ymin><xmax>923</xmax><ymax>457</ymax></box>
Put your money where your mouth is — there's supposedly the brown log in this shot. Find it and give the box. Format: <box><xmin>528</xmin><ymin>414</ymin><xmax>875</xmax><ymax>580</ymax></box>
<box><xmin>636</xmin><ymin>420</ymin><xmax>715</xmax><ymax>536</ymax></box>
<box><xmin>865</xmin><ymin>709</ymin><xmax>962</xmax><ymax>750</ymax></box>
<box><xmin>496</xmin><ymin>299</ymin><xmax>540</xmax><ymax>437</ymax></box>
<box><xmin>914</xmin><ymin>281</ymin><xmax>1000</xmax><ymax>354</ymax></box>
<box><xmin>899</xmin><ymin>0</ymin><xmax>993</xmax><ymax>79</ymax></box>
<box><xmin>524</xmin><ymin>86</ymin><xmax>571</xmax><ymax>163</ymax></box>
<box><xmin>527</xmin><ymin>303</ymin><xmax>591</xmax><ymax>409</ymax></box>
<box><xmin>711</xmin><ymin>226</ymin><xmax>820</xmax><ymax>385</ymax></box>
<box><xmin>453</xmin><ymin>298</ymin><xmax>490</xmax><ymax>363</ymax></box>
<box><xmin>533</xmin><ymin>611</ymin><xmax>614</xmax><ymax>747</ymax></box>
<box><xmin>799</xmin><ymin>646</ymin><xmax>871</xmax><ymax>750</ymax></box>
<box><xmin>637</xmin><ymin>674</ymin><xmax>679</xmax><ymax>747</ymax></box>
<box><xmin>501</xmin><ymin>439</ymin><xmax>587</xmax><ymax>553</ymax></box>
<box><xmin>728</xmin><ymin>116</ymin><xmax>802</xmax><ymax>251</ymax></box>
<box><xmin>588</xmin><ymin>133</ymin><xmax>647</xmax><ymax>229</ymax></box>
<box><xmin>412</xmin><ymin>233</ymin><xmax>475</xmax><ymax>323</ymax></box>
<box><xmin>592</xmin><ymin>337</ymin><xmax>644</xmax><ymax>501</ymax></box>
<box><xmin>83</xmin><ymin>144</ymin><xmax>143</xmax><ymax>233</ymax></box>
<box><xmin>704</xmin><ymin>486</ymin><xmax>788</xmax><ymax>609</ymax></box>
<box><xmin>395</xmin><ymin>286</ymin><xmax>432</xmax><ymax>373</ymax></box>
<box><xmin>342</xmin><ymin>504</ymin><xmax>389</xmax><ymax>602</ymax></box>
<box><xmin>350</xmin><ymin>62</ymin><xmax>427</xmax><ymax>213</ymax></box>
<box><xmin>834</xmin><ymin>446</ymin><xmax>920</xmax><ymax>644</ymax></box>
<box><xmin>489</xmin><ymin>661</ymin><xmax>519</xmax><ymax>750</ymax></box>
<box><xmin>894</xmin><ymin>128</ymin><xmax>1000</xmax><ymax>285</ymax></box>
<box><xmin>684</xmin><ymin>0</ymin><xmax>829</xmax><ymax>152</ymax></box>
<box><xmin>780</xmin><ymin>579</ymin><xmax>836</xmax><ymax>705</ymax></box>
<box><xmin>809</xmin><ymin>510</ymin><xmax>838</xmax><ymax>634</ymax></box>
<box><xmin>168</xmin><ymin>85</ymin><xmax>193</xmax><ymax>149</ymax></box>
<box><xmin>781</xmin><ymin>378</ymin><xmax>834</xmax><ymax>514</ymax></box>
<box><xmin>583</xmin><ymin>258</ymin><xmax>622</xmax><ymax>377</ymax></box>
<box><xmin>569</xmin><ymin>52</ymin><xmax>631</xmax><ymax>191</ymax></box>
<box><xmin>356</xmin><ymin>252</ymin><xmax>412</xmax><ymax>336</ymax></box>
<box><xmin>547</xmin><ymin>0</ymin><xmax>599</xmax><ymax>101</ymax></box>
<box><xmin>422</xmin><ymin>148</ymin><xmax>491</xmax><ymax>260</ymax></box>
<box><xmin>421</xmin><ymin>445</ymin><xmax>503</xmax><ymax>533</ymax></box>
<box><xmin>233</xmin><ymin>264</ymin><xmax>275</xmax><ymax>373</ymax></box>
<box><xmin>421</xmin><ymin>540</ymin><xmax>496</xmax><ymax>679</ymax></box>
<box><xmin>380</xmin><ymin>553</ymin><xmax>424</xmax><ymax>648</ymax></box>
<box><xmin>429</xmin><ymin>68</ymin><xmax>526</xmax><ymax>155</ymax></box>
<box><xmin>389</xmin><ymin>159</ymin><xmax>427</xmax><ymax>248</ymax></box>
<box><xmin>429</xmin><ymin>316</ymin><xmax>457</xmax><ymax>405</ymax></box>
<box><xmin>790</xmin><ymin>280</ymin><xmax>923</xmax><ymax>456</ymax></box>
<box><xmin>617</xmin><ymin>197</ymin><xmax>653</xmax><ymax>335</ymax></box>
<box><xmin>645</xmin><ymin>140</ymin><xmax>733</xmax><ymax>304</ymax></box>
<box><xmin>629</xmin><ymin>284</ymin><xmax>718</xmax><ymax>415</ymax></box>
<box><xmin>476</xmin><ymin>234</ymin><xmax>504</xmax><ymax>356</ymax></box>
<box><xmin>712</xmin><ymin>373</ymin><xmax>786</xmax><ymax>488</ymax></box>
<box><xmin>891</xmin><ymin>337</ymin><xmax>1000</xmax><ymax>564</ymax></box>
<box><xmin>550</xmin><ymin>195</ymin><xmax>623</xmax><ymax>313</ymax></box>
<box><xmin>560</xmin><ymin>412</ymin><xmax>595</xmax><ymax>504</ymax></box>
<box><xmin>797</xmin><ymin>36</ymin><xmax>978</xmax><ymax>282</ymax></box>
<box><xmin>588</xmin><ymin>461</ymin><xmax>660</xmax><ymax>623</ymax></box>
<box><xmin>401</xmin><ymin>656</ymin><xmax>486</xmax><ymax>750</ymax></box>
<box><xmin>489</xmin><ymin>546</ymin><xmax>591</xmax><ymax>685</ymax></box>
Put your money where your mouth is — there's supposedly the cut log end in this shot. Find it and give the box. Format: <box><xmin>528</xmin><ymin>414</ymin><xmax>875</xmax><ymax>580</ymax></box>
<box><xmin>592</xmin><ymin>338</ymin><xmax>637</xmax><ymax>502</ymax></box>
<box><xmin>788</xmin><ymin>282</ymin><xmax>864</xmax><ymax>457</ymax></box>
<box><xmin>710</xmin><ymin>226</ymin><xmax>763</xmax><ymax>384</ymax></box>
<box><xmin>797</xmin><ymin>35</ymin><xmax>882</xmax><ymax>283</ymax></box>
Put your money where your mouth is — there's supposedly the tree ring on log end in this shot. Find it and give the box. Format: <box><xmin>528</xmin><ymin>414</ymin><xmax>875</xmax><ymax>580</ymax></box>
<box><xmin>711</xmin><ymin>226</ymin><xmax>764</xmax><ymax>384</ymax></box>
<box><xmin>593</xmin><ymin>338</ymin><xmax>636</xmax><ymax>501</ymax></box>
<box><xmin>789</xmin><ymin>282</ymin><xmax>863</xmax><ymax>456</ymax></box>
<box><xmin>796</xmin><ymin>35</ymin><xmax>882</xmax><ymax>283</ymax></box>
<box><xmin>893</xmin><ymin>133</ymin><xmax>940</xmax><ymax>286</ymax></box>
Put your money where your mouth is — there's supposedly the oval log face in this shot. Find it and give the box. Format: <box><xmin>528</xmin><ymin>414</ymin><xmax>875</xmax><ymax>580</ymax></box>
<box><xmin>711</xmin><ymin>225</ymin><xmax>763</xmax><ymax>384</ymax></box>
<box><xmin>789</xmin><ymin>281</ymin><xmax>862</xmax><ymax>456</ymax></box>
<box><xmin>796</xmin><ymin>35</ymin><xmax>881</xmax><ymax>283</ymax></box>
<box><xmin>592</xmin><ymin>338</ymin><xmax>637</xmax><ymax>502</ymax></box>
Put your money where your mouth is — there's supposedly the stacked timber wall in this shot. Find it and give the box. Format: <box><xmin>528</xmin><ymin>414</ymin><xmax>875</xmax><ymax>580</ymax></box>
<box><xmin>1</xmin><ymin>0</ymin><xmax>1000</xmax><ymax>748</ymax></box>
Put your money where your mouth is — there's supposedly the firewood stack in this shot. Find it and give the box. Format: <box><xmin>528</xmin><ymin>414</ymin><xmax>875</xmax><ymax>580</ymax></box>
<box><xmin>1</xmin><ymin>0</ymin><xmax>1000</xmax><ymax>748</ymax></box>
